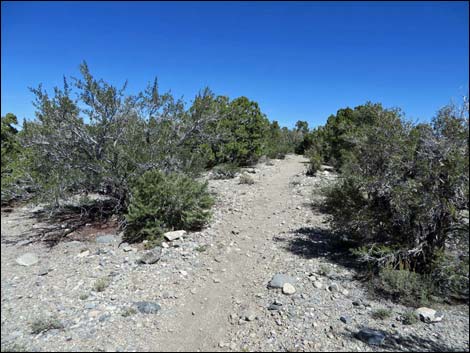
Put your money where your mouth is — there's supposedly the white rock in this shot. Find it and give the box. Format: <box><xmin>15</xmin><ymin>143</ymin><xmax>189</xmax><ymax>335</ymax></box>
<box><xmin>164</xmin><ymin>230</ymin><xmax>187</xmax><ymax>241</ymax></box>
<box><xmin>414</xmin><ymin>307</ymin><xmax>444</xmax><ymax>323</ymax></box>
<box><xmin>313</xmin><ymin>281</ymin><xmax>323</xmax><ymax>289</ymax></box>
<box><xmin>15</xmin><ymin>253</ymin><xmax>39</xmax><ymax>266</ymax></box>
<box><xmin>282</xmin><ymin>283</ymin><xmax>296</xmax><ymax>295</ymax></box>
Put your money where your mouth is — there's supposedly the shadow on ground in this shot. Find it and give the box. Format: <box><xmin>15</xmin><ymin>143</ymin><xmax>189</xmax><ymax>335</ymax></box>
<box><xmin>273</xmin><ymin>226</ymin><xmax>365</xmax><ymax>273</ymax></box>
<box><xmin>1</xmin><ymin>199</ymin><xmax>118</xmax><ymax>247</ymax></box>
<box><xmin>339</xmin><ymin>328</ymin><xmax>465</xmax><ymax>352</ymax></box>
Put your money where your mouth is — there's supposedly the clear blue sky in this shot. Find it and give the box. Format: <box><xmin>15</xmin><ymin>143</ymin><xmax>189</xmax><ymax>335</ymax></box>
<box><xmin>1</xmin><ymin>1</ymin><xmax>468</xmax><ymax>128</ymax></box>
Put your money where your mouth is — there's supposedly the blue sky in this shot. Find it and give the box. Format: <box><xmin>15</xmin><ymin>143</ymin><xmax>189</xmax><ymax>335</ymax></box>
<box><xmin>1</xmin><ymin>1</ymin><xmax>468</xmax><ymax>128</ymax></box>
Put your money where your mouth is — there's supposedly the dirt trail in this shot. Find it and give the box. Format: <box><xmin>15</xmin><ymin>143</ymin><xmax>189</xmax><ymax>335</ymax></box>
<box><xmin>154</xmin><ymin>155</ymin><xmax>308</xmax><ymax>351</ymax></box>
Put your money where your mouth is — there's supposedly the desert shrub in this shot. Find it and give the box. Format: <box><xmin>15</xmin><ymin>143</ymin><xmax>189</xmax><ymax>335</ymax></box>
<box><xmin>124</xmin><ymin>170</ymin><xmax>213</xmax><ymax>243</ymax></box>
<box><xmin>194</xmin><ymin>244</ymin><xmax>208</xmax><ymax>252</ymax></box>
<box><xmin>371</xmin><ymin>308</ymin><xmax>393</xmax><ymax>320</ymax></box>
<box><xmin>121</xmin><ymin>307</ymin><xmax>138</xmax><ymax>317</ymax></box>
<box><xmin>31</xmin><ymin>317</ymin><xmax>63</xmax><ymax>334</ymax></box>
<box><xmin>401</xmin><ymin>310</ymin><xmax>418</xmax><ymax>325</ymax></box>
<box><xmin>239</xmin><ymin>173</ymin><xmax>255</xmax><ymax>185</ymax></box>
<box><xmin>430</xmin><ymin>250</ymin><xmax>469</xmax><ymax>300</ymax></box>
<box><xmin>265</xmin><ymin>121</ymin><xmax>294</xmax><ymax>159</ymax></box>
<box><xmin>323</xmin><ymin>100</ymin><xmax>469</xmax><ymax>300</ymax></box>
<box><xmin>1</xmin><ymin>113</ymin><xmax>35</xmax><ymax>203</ymax></box>
<box><xmin>93</xmin><ymin>276</ymin><xmax>111</xmax><ymax>292</ymax></box>
<box><xmin>211</xmin><ymin>163</ymin><xmax>240</xmax><ymax>179</ymax></box>
<box><xmin>305</xmin><ymin>147</ymin><xmax>323</xmax><ymax>176</ymax></box>
<box><xmin>374</xmin><ymin>266</ymin><xmax>434</xmax><ymax>306</ymax></box>
<box><xmin>200</xmin><ymin>96</ymin><xmax>271</xmax><ymax>167</ymax></box>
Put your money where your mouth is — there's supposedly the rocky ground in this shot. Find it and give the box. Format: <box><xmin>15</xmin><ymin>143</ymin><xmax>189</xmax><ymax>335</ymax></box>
<box><xmin>1</xmin><ymin>155</ymin><xmax>469</xmax><ymax>352</ymax></box>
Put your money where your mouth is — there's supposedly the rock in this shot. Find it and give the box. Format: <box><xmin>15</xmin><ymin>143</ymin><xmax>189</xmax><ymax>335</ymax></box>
<box><xmin>414</xmin><ymin>307</ymin><xmax>444</xmax><ymax>323</ymax></box>
<box><xmin>213</xmin><ymin>278</ymin><xmax>221</xmax><ymax>283</ymax></box>
<box><xmin>268</xmin><ymin>303</ymin><xmax>283</xmax><ymax>311</ymax></box>
<box><xmin>120</xmin><ymin>243</ymin><xmax>133</xmax><ymax>252</ymax></box>
<box><xmin>268</xmin><ymin>274</ymin><xmax>296</xmax><ymax>289</ymax></box>
<box><xmin>161</xmin><ymin>242</ymin><xmax>170</xmax><ymax>248</ymax></box>
<box><xmin>340</xmin><ymin>316</ymin><xmax>351</xmax><ymax>324</ymax></box>
<box><xmin>313</xmin><ymin>281</ymin><xmax>323</xmax><ymax>289</ymax></box>
<box><xmin>352</xmin><ymin>301</ymin><xmax>361</xmax><ymax>307</ymax></box>
<box><xmin>96</xmin><ymin>235</ymin><xmax>117</xmax><ymax>244</ymax></box>
<box><xmin>76</xmin><ymin>250</ymin><xmax>90</xmax><ymax>258</ymax></box>
<box><xmin>328</xmin><ymin>283</ymin><xmax>340</xmax><ymax>292</ymax></box>
<box><xmin>134</xmin><ymin>301</ymin><xmax>161</xmax><ymax>314</ymax></box>
<box><xmin>282</xmin><ymin>283</ymin><xmax>296</xmax><ymax>295</ymax></box>
<box><xmin>15</xmin><ymin>253</ymin><xmax>39</xmax><ymax>266</ymax></box>
<box><xmin>37</xmin><ymin>268</ymin><xmax>50</xmax><ymax>276</ymax></box>
<box><xmin>245</xmin><ymin>313</ymin><xmax>257</xmax><ymax>321</ymax></box>
<box><xmin>137</xmin><ymin>247</ymin><xmax>162</xmax><ymax>264</ymax></box>
<box><xmin>356</xmin><ymin>328</ymin><xmax>385</xmax><ymax>346</ymax></box>
<box><xmin>85</xmin><ymin>303</ymin><xmax>97</xmax><ymax>309</ymax></box>
<box><xmin>164</xmin><ymin>230</ymin><xmax>186</xmax><ymax>241</ymax></box>
<box><xmin>99</xmin><ymin>313</ymin><xmax>111</xmax><ymax>322</ymax></box>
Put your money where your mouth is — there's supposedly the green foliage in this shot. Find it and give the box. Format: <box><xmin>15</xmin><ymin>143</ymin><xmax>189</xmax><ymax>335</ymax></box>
<box><xmin>124</xmin><ymin>170</ymin><xmax>213</xmax><ymax>244</ymax></box>
<box><xmin>194</xmin><ymin>244</ymin><xmax>209</xmax><ymax>252</ymax></box>
<box><xmin>322</xmin><ymin>99</ymin><xmax>469</xmax><ymax>302</ymax></box>
<box><xmin>30</xmin><ymin>317</ymin><xmax>63</xmax><ymax>334</ymax></box>
<box><xmin>401</xmin><ymin>310</ymin><xmax>418</xmax><ymax>325</ymax></box>
<box><xmin>121</xmin><ymin>307</ymin><xmax>138</xmax><ymax>317</ymax></box>
<box><xmin>324</xmin><ymin>100</ymin><xmax>469</xmax><ymax>275</ymax></box>
<box><xmin>371</xmin><ymin>308</ymin><xmax>393</xmax><ymax>320</ymax></box>
<box><xmin>375</xmin><ymin>266</ymin><xmax>434</xmax><ymax>306</ymax></box>
<box><xmin>93</xmin><ymin>276</ymin><xmax>111</xmax><ymax>292</ymax></box>
<box><xmin>305</xmin><ymin>147</ymin><xmax>323</xmax><ymax>176</ymax></box>
<box><xmin>265</xmin><ymin>121</ymin><xmax>295</xmax><ymax>159</ymax></box>
<box><xmin>1</xmin><ymin>113</ymin><xmax>33</xmax><ymax>203</ymax></box>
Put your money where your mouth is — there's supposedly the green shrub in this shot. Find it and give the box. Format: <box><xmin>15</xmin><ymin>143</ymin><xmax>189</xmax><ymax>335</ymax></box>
<box><xmin>124</xmin><ymin>170</ymin><xmax>214</xmax><ymax>244</ymax></box>
<box><xmin>401</xmin><ymin>310</ymin><xmax>418</xmax><ymax>325</ymax></box>
<box><xmin>305</xmin><ymin>148</ymin><xmax>322</xmax><ymax>176</ymax></box>
<box><xmin>239</xmin><ymin>173</ymin><xmax>255</xmax><ymax>185</ymax></box>
<box><xmin>121</xmin><ymin>307</ymin><xmax>137</xmax><ymax>317</ymax></box>
<box><xmin>31</xmin><ymin>317</ymin><xmax>63</xmax><ymax>334</ymax></box>
<box><xmin>371</xmin><ymin>308</ymin><xmax>393</xmax><ymax>320</ymax></box>
<box><xmin>375</xmin><ymin>266</ymin><xmax>434</xmax><ymax>306</ymax></box>
<box><xmin>323</xmin><ymin>100</ymin><xmax>469</xmax><ymax>301</ymax></box>
<box><xmin>93</xmin><ymin>276</ymin><xmax>111</xmax><ymax>292</ymax></box>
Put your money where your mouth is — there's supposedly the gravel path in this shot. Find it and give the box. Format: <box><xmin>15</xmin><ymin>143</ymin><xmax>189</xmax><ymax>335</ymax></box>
<box><xmin>1</xmin><ymin>155</ymin><xmax>469</xmax><ymax>352</ymax></box>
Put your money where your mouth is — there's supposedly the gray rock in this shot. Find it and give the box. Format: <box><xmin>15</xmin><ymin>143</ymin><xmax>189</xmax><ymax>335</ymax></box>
<box><xmin>414</xmin><ymin>307</ymin><xmax>444</xmax><ymax>323</ymax></box>
<box><xmin>356</xmin><ymin>328</ymin><xmax>385</xmax><ymax>346</ymax></box>
<box><xmin>328</xmin><ymin>283</ymin><xmax>340</xmax><ymax>292</ymax></box>
<box><xmin>134</xmin><ymin>301</ymin><xmax>161</xmax><ymax>314</ymax></box>
<box><xmin>98</xmin><ymin>313</ymin><xmax>111</xmax><ymax>322</ymax></box>
<box><xmin>340</xmin><ymin>316</ymin><xmax>351</xmax><ymax>324</ymax></box>
<box><xmin>16</xmin><ymin>253</ymin><xmax>39</xmax><ymax>266</ymax></box>
<box><xmin>137</xmin><ymin>247</ymin><xmax>162</xmax><ymax>264</ymax></box>
<box><xmin>268</xmin><ymin>274</ymin><xmax>296</xmax><ymax>289</ymax></box>
<box><xmin>37</xmin><ymin>268</ymin><xmax>50</xmax><ymax>276</ymax></box>
<box><xmin>268</xmin><ymin>303</ymin><xmax>283</xmax><ymax>311</ymax></box>
<box><xmin>164</xmin><ymin>230</ymin><xmax>186</xmax><ymax>241</ymax></box>
<box><xmin>96</xmin><ymin>235</ymin><xmax>117</xmax><ymax>244</ymax></box>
